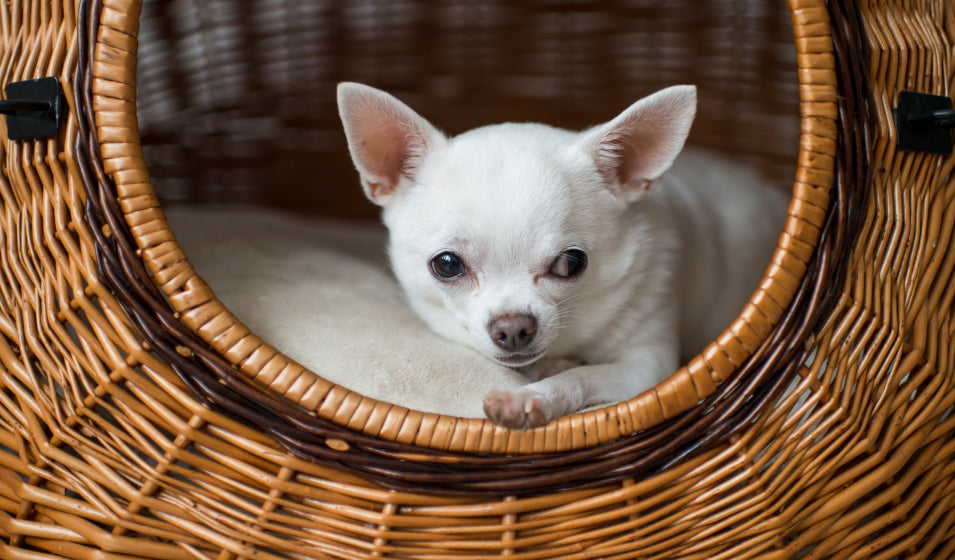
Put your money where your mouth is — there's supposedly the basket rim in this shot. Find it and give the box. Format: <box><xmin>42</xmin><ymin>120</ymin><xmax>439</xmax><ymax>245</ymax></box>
<box><xmin>84</xmin><ymin>0</ymin><xmax>836</xmax><ymax>451</ymax></box>
<box><xmin>75</xmin><ymin>0</ymin><xmax>869</xmax><ymax>495</ymax></box>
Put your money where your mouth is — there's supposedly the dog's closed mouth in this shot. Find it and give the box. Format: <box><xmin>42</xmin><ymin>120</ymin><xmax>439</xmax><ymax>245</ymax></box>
<box><xmin>494</xmin><ymin>351</ymin><xmax>545</xmax><ymax>368</ymax></box>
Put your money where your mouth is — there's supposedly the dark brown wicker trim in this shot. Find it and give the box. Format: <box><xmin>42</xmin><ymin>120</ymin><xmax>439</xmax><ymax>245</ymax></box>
<box><xmin>74</xmin><ymin>0</ymin><xmax>870</xmax><ymax>497</ymax></box>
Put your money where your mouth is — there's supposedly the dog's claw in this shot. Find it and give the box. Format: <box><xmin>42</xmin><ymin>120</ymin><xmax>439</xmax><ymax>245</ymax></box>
<box><xmin>483</xmin><ymin>389</ymin><xmax>553</xmax><ymax>429</ymax></box>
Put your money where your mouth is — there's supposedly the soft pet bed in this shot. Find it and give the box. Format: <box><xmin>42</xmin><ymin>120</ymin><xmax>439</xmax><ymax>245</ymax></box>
<box><xmin>166</xmin><ymin>206</ymin><xmax>526</xmax><ymax>417</ymax></box>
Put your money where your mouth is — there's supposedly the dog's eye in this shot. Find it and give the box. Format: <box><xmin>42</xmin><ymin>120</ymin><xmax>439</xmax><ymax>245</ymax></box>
<box><xmin>550</xmin><ymin>249</ymin><xmax>588</xmax><ymax>279</ymax></box>
<box><xmin>430</xmin><ymin>252</ymin><xmax>466</xmax><ymax>280</ymax></box>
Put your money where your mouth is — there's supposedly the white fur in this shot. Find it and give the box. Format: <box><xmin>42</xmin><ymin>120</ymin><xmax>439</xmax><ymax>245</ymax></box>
<box><xmin>338</xmin><ymin>82</ymin><xmax>789</xmax><ymax>429</ymax></box>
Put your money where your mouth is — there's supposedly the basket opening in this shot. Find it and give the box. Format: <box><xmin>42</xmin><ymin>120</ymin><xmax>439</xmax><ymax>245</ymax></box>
<box><xmin>128</xmin><ymin>0</ymin><xmax>815</xmax><ymax>449</ymax></box>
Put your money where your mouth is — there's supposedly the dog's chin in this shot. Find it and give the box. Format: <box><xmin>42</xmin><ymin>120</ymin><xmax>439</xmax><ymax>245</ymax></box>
<box><xmin>491</xmin><ymin>350</ymin><xmax>546</xmax><ymax>368</ymax></box>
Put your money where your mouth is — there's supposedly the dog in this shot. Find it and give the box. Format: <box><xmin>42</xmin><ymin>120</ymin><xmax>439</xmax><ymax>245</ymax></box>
<box><xmin>337</xmin><ymin>82</ymin><xmax>788</xmax><ymax>429</ymax></box>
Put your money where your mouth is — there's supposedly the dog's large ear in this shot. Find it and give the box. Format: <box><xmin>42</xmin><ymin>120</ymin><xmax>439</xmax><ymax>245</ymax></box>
<box><xmin>579</xmin><ymin>85</ymin><xmax>696</xmax><ymax>202</ymax></box>
<box><xmin>337</xmin><ymin>83</ymin><xmax>446</xmax><ymax>206</ymax></box>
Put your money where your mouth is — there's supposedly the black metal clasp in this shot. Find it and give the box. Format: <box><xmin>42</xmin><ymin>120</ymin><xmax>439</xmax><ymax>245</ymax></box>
<box><xmin>893</xmin><ymin>91</ymin><xmax>955</xmax><ymax>154</ymax></box>
<box><xmin>1</xmin><ymin>77</ymin><xmax>67</xmax><ymax>141</ymax></box>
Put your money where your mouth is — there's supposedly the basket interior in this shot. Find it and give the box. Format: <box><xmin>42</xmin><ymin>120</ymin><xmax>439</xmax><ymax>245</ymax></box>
<box><xmin>136</xmin><ymin>0</ymin><xmax>800</xmax><ymax>219</ymax></box>
<box><xmin>117</xmin><ymin>0</ymin><xmax>827</xmax><ymax>454</ymax></box>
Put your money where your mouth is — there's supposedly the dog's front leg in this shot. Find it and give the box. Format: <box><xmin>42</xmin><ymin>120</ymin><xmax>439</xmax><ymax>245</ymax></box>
<box><xmin>519</xmin><ymin>356</ymin><xmax>584</xmax><ymax>382</ymax></box>
<box><xmin>483</xmin><ymin>344</ymin><xmax>678</xmax><ymax>429</ymax></box>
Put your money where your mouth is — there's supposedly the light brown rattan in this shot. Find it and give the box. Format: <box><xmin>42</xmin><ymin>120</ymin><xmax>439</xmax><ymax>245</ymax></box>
<box><xmin>0</xmin><ymin>0</ymin><xmax>952</xmax><ymax>558</ymax></box>
<box><xmin>82</xmin><ymin>0</ymin><xmax>849</xmax><ymax>492</ymax></box>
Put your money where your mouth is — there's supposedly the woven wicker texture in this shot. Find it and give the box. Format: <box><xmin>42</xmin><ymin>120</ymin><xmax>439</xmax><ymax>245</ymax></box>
<box><xmin>0</xmin><ymin>0</ymin><xmax>953</xmax><ymax>558</ymax></box>
<box><xmin>81</xmin><ymin>0</ymin><xmax>848</xmax><ymax>488</ymax></box>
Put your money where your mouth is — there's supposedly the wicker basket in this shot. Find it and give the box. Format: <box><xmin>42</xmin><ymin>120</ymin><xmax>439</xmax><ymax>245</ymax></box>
<box><xmin>0</xmin><ymin>0</ymin><xmax>953</xmax><ymax>557</ymax></box>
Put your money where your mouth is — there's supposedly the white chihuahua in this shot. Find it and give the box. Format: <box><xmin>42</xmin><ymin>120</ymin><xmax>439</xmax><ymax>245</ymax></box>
<box><xmin>338</xmin><ymin>82</ymin><xmax>788</xmax><ymax>429</ymax></box>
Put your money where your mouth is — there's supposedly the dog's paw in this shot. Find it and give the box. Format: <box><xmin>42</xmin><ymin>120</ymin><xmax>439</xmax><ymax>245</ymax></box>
<box><xmin>483</xmin><ymin>389</ymin><xmax>554</xmax><ymax>429</ymax></box>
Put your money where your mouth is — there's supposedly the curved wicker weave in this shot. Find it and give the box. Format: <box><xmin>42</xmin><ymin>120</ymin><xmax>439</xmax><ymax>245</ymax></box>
<box><xmin>80</xmin><ymin>0</ymin><xmax>854</xmax><ymax>493</ymax></box>
<box><xmin>0</xmin><ymin>0</ymin><xmax>953</xmax><ymax>558</ymax></box>
<box><xmin>100</xmin><ymin>0</ymin><xmax>835</xmax><ymax>457</ymax></box>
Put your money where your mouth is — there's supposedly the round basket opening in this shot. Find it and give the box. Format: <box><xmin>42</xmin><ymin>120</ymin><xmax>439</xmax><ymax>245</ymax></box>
<box><xmin>103</xmin><ymin>0</ymin><xmax>838</xmax><ymax>454</ymax></box>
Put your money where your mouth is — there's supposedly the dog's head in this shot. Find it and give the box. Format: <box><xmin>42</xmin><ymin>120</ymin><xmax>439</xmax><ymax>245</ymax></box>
<box><xmin>338</xmin><ymin>83</ymin><xmax>695</xmax><ymax>367</ymax></box>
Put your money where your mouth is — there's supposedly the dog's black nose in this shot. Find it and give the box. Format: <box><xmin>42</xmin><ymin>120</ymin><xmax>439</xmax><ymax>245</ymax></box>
<box><xmin>488</xmin><ymin>313</ymin><xmax>538</xmax><ymax>352</ymax></box>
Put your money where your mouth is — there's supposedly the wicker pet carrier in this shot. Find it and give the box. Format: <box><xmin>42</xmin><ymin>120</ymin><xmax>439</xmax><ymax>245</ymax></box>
<box><xmin>0</xmin><ymin>0</ymin><xmax>953</xmax><ymax>557</ymax></box>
